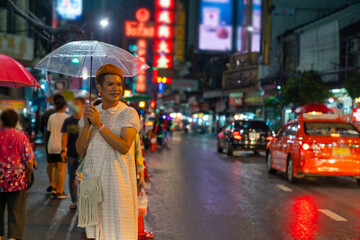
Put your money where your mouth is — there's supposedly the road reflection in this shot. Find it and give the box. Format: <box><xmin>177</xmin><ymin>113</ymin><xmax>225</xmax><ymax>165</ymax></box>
<box><xmin>289</xmin><ymin>195</ymin><xmax>319</xmax><ymax>240</ymax></box>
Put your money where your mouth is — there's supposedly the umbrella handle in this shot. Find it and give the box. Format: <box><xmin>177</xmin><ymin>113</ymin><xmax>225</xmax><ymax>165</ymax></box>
<box><xmin>88</xmin><ymin>55</ymin><xmax>93</xmax><ymax>125</ymax></box>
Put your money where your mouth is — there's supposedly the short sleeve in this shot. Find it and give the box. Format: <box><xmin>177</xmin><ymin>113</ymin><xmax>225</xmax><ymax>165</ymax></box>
<box><xmin>20</xmin><ymin>134</ymin><xmax>34</xmax><ymax>163</ymax></box>
<box><xmin>120</xmin><ymin>107</ymin><xmax>141</xmax><ymax>133</ymax></box>
<box><xmin>78</xmin><ymin>116</ymin><xmax>85</xmax><ymax>128</ymax></box>
<box><xmin>47</xmin><ymin>115</ymin><xmax>52</xmax><ymax>132</ymax></box>
<box><xmin>61</xmin><ymin>118</ymin><xmax>69</xmax><ymax>133</ymax></box>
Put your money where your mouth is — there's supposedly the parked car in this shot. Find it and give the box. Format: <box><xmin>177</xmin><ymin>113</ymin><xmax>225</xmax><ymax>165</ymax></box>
<box><xmin>266</xmin><ymin>113</ymin><xmax>360</xmax><ymax>184</ymax></box>
<box><xmin>217</xmin><ymin>120</ymin><xmax>275</xmax><ymax>156</ymax></box>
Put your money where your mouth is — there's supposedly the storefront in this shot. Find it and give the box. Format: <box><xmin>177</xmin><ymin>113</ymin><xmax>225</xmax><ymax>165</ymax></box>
<box><xmin>189</xmin><ymin>111</ymin><xmax>214</xmax><ymax>133</ymax></box>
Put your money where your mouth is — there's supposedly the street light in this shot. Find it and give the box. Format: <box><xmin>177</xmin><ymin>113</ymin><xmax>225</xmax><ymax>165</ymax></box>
<box><xmin>100</xmin><ymin>18</ymin><xmax>109</xmax><ymax>28</ymax></box>
<box><xmin>79</xmin><ymin>18</ymin><xmax>110</xmax><ymax>40</ymax></box>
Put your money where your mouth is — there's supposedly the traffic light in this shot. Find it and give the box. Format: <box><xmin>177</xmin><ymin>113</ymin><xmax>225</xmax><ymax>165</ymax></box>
<box><xmin>139</xmin><ymin>101</ymin><xmax>146</xmax><ymax>108</ymax></box>
<box><xmin>150</xmin><ymin>100</ymin><xmax>156</xmax><ymax>108</ymax></box>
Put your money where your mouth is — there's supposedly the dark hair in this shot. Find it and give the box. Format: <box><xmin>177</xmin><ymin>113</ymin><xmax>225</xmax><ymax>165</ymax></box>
<box><xmin>96</xmin><ymin>74</ymin><xmax>123</xmax><ymax>86</ymax></box>
<box><xmin>74</xmin><ymin>97</ymin><xmax>86</xmax><ymax>105</ymax></box>
<box><xmin>53</xmin><ymin>94</ymin><xmax>66</xmax><ymax>110</ymax></box>
<box><xmin>1</xmin><ymin>109</ymin><xmax>18</xmax><ymax>128</ymax></box>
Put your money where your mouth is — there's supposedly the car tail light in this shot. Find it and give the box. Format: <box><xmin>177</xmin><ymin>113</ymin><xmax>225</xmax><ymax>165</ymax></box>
<box><xmin>301</xmin><ymin>142</ymin><xmax>321</xmax><ymax>153</ymax></box>
<box><xmin>232</xmin><ymin>131</ymin><xmax>242</xmax><ymax>140</ymax></box>
<box><xmin>302</xmin><ymin>143</ymin><xmax>310</xmax><ymax>151</ymax></box>
<box><xmin>266</xmin><ymin>136</ymin><xmax>274</xmax><ymax>141</ymax></box>
<box><xmin>331</xmin><ymin>133</ymin><xmax>340</xmax><ymax>138</ymax></box>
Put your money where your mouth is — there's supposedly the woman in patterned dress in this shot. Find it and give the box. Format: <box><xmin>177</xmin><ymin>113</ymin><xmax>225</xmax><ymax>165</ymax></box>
<box><xmin>76</xmin><ymin>64</ymin><xmax>140</xmax><ymax>240</ymax></box>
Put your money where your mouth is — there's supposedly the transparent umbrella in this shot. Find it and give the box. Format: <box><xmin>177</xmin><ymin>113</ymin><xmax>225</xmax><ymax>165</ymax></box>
<box><xmin>34</xmin><ymin>41</ymin><xmax>149</xmax><ymax>101</ymax></box>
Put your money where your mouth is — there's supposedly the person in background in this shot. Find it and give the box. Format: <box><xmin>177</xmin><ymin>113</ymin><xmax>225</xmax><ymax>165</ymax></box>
<box><xmin>154</xmin><ymin>113</ymin><xmax>164</xmax><ymax>146</ymax></box>
<box><xmin>47</xmin><ymin>94</ymin><xmax>69</xmax><ymax>199</ymax></box>
<box><xmin>61</xmin><ymin>97</ymin><xmax>85</xmax><ymax>209</ymax></box>
<box><xmin>0</xmin><ymin>109</ymin><xmax>34</xmax><ymax>240</ymax></box>
<box><xmin>40</xmin><ymin>102</ymin><xmax>56</xmax><ymax>193</ymax></box>
<box><xmin>162</xmin><ymin>115</ymin><xmax>172</xmax><ymax>148</ymax></box>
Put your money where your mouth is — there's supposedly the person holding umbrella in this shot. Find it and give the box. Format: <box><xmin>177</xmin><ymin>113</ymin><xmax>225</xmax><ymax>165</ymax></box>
<box><xmin>76</xmin><ymin>64</ymin><xmax>140</xmax><ymax>240</ymax></box>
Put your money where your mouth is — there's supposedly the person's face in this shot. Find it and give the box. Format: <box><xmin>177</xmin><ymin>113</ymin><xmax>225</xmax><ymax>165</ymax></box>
<box><xmin>72</xmin><ymin>100</ymin><xmax>84</xmax><ymax>114</ymax></box>
<box><xmin>97</xmin><ymin>74</ymin><xmax>123</xmax><ymax>102</ymax></box>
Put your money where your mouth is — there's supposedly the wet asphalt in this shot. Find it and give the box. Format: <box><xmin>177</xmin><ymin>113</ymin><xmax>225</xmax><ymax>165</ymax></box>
<box><xmin>12</xmin><ymin>132</ymin><xmax>360</xmax><ymax>239</ymax></box>
<box><xmin>145</xmin><ymin>132</ymin><xmax>360</xmax><ymax>240</ymax></box>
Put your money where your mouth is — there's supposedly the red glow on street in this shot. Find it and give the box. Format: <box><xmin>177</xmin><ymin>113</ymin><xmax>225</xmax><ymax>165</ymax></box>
<box><xmin>289</xmin><ymin>196</ymin><xmax>319</xmax><ymax>240</ymax></box>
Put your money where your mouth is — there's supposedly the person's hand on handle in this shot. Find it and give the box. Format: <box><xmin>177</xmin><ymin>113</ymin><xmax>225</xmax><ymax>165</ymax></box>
<box><xmin>85</xmin><ymin>105</ymin><xmax>101</xmax><ymax>129</ymax></box>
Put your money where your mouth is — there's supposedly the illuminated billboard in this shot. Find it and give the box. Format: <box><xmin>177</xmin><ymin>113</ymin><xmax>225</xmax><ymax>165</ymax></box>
<box><xmin>250</xmin><ymin>0</ymin><xmax>262</xmax><ymax>52</ymax></box>
<box><xmin>198</xmin><ymin>0</ymin><xmax>233</xmax><ymax>51</ymax></box>
<box><xmin>57</xmin><ymin>0</ymin><xmax>82</xmax><ymax>20</ymax></box>
<box><xmin>236</xmin><ymin>0</ymin><xmax>262</xmax><ymax>52</ymax></box>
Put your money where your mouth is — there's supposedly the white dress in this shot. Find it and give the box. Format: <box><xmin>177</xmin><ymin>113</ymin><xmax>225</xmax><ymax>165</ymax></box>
<box><xmin>79</xmin><ymin>102</ymin><xmax>140</xmax><ymax>240</ymax></box>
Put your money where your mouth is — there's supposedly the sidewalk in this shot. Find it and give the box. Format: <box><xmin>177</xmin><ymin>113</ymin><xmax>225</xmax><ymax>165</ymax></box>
<box><xmin>20</xmin><ymin>144</ymin><xmax>84</xmax><ymax>240</ymax></box>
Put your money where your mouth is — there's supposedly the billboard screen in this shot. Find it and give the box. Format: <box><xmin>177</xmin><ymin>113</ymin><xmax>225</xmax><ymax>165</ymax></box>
<box><xmin>237</xmin><ymin>0</ymin><xmax>262</xmax><ymax>52</ymax></box>
<box><xmin>57</xmin><ymin>0</ymin><xmax>82</xmax><ymax>20</ymax></box>
<box><xmin>198</xmin><ymin>0</ymin><xmax>233</xmax><ymax>51</ymax></box>
<box><xmin>251</xmin><ymin>0</ymin><xmax>262</xmax><ymax>52</ymax></box>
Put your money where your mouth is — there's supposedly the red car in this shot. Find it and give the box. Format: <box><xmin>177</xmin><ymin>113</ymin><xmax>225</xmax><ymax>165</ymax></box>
<box><xmin>266</xmin><ymin>113</ymin><xmax>360</xmax><ymax>184</ymax></box>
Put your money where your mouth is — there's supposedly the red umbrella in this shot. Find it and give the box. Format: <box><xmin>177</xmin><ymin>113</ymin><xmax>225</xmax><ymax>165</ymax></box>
<box><xmin>0</xmin><ymin>54</ymin><xmax>40</xmax><ymax>88</ymax></box>
<box><xmin>294</xmin><ymin>103</ymin><xmax>334</xmax><ymax>114</ymax></box>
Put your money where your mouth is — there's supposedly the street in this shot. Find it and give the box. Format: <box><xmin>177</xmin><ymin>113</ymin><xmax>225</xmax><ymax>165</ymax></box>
<box><xmin>19</xmin><ymin>132</ymin><xmax>360</xmax><ymax>240</ymax></box>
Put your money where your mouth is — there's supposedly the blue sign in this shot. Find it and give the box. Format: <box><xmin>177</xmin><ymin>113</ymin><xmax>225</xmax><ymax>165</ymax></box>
<box><xmin>198</xmin><ymin>0</ymin><xmax>233</xmax><ymax>51</ymax></box>
<box><xmin>57</xmin><ymin>0</ymin><xmax>83</xmax><ymax>20</ymax></box>
<box><xmin>158</xmin><ymin>83</ymin><xmax>165</xmax><ymax>94</ymax></box>
<box><xmin>337</xmin><ymin>102</ymin><xmax>344</xmax><ymax>109</ymax></box>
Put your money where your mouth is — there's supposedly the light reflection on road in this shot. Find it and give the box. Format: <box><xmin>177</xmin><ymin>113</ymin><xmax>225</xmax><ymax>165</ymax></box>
<box><xmin>289</xmin><ymin>195</ymin><xmax>319</xmax><ymax>240</ymax></box>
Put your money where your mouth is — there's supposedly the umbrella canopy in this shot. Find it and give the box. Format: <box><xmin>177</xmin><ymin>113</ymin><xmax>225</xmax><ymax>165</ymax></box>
<box><xmin>0</xmin><ymin>54</ymin><xmax>40</xmax><ymax>88</ymax></box>
<box><xmin>122</xmin><ymin>94</ymin><xmax>152</xmax><ymax>102</ymax></box>
<box><xmin>294</xmin><ymin>103</ymin><xmax>334</xmax><ymax>114</ymax></box>
<box><xmin>34</xmin><ymin>41</ymin><xmax>149</xmax><ymax>78</ymax></box>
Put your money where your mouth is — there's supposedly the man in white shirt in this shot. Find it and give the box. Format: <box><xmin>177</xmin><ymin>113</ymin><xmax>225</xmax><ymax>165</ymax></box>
<box><xmin>47</xmin><ymin>94</ymin><xmax>69</xmax><ymax>199</ymax></box>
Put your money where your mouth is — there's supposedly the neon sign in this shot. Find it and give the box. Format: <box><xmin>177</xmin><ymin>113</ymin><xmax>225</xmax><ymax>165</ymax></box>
<box><xmin>154</xmin><ymin>0</ymin><xmax>174</xmax><ymax>85</ymax></box>
<box><xmin>154</xmin><ymin>54</ymin><xmax>173</xmax><ymax>68</ymax></box>
<box><xmin>155</xmin><ymin>25</ymin><xmax>174</xmax><ymax>39</ymax></box>
<box><xmin>155</xmin><ymin>0</ymin><xmax>175</xmax><ymax>9</ymax></box>
<box><xmin>136</xmin><ymin>8</ymin><xmax>151</xmax><ymax>22</ymax></box>
<box><xmin>125</xmin><ymin>21</ymin><xmax>154</xmax><ymax>38</ymax></box>
<box><xmin>155</xmin><ymin>10</ymin><xmax>174</xmax><ymax>24</ymax></box>
<box><xmin>135</xmin><ymin>37</ymin><xmax>148</xmax><ymax>92</ymax></box>
<box><xmin>154</xmin><ymin>40</ymin><xmax>173</xmax><ymax>54</ymax></box>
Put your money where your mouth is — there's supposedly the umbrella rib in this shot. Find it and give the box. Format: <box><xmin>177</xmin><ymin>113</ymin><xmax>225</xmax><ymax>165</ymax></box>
<box><xmin>78</xmin><ymin>55</ymin><xmax>88</xmax><ymax>78</ymax></box>
<box><xmin>121</xmin><ymin>61</ymin><xmax>133</xmax><ymax>78</ymax></box>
